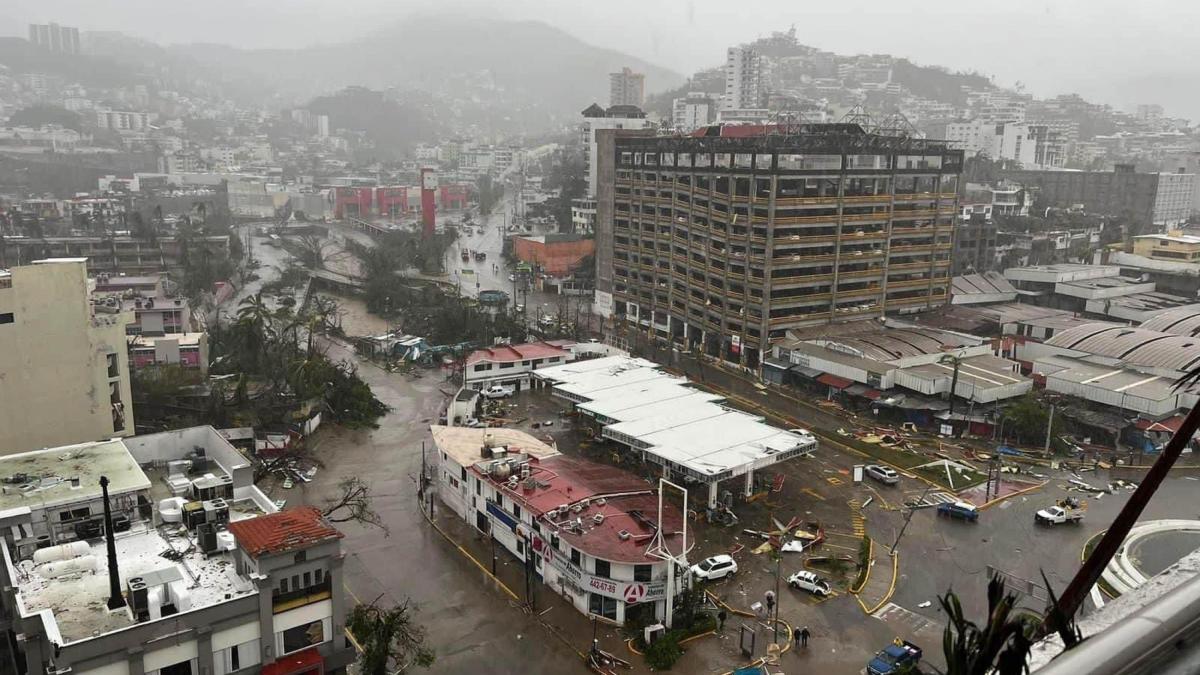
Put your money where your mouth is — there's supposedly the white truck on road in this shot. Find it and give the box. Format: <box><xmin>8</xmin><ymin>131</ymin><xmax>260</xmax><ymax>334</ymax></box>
<box><xmin>483</xmin><ymin>384</ymin><xmax>516</xmax><ymax>399</ymax></box>
<box><xmin>1036</xmin><ymin>498</ymin><xmax>1086</xmax><ymax>525</ymax></box>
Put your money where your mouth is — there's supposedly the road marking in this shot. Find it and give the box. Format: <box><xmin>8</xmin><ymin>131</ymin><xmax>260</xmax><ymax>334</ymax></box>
<box><xmin>826</xmin><ymin>476</ymin><xmax>844</xmax><ymax>486</ymax></box>
<box><xmin>803</xmin><ymin>487</ymin><xmax>826</xmax><ymax>501</ymax></box>
<box><xmin>874</xmin><ymin>602</ymin><xmax>943</xmax><ymax>640</ymax></box>
<box><xmin>906</xmin><ymin>491</ymin><xmax>957</xmax><ymax>507</ymax></box>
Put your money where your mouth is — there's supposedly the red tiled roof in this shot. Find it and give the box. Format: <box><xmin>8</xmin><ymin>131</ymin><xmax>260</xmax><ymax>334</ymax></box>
<box><xmin>465</xmin><ymin>341</ymin><xmax>569</xmax><ymax>366</ymax></box>
<box><xmin>228</xmin><ymin>507</ymin><xmax>343</xmax><ymax>558</ymax></box>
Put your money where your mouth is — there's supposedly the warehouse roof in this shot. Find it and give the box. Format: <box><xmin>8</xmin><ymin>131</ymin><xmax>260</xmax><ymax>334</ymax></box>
<box><xmin>1141</xmin><ymin>308</ymin><xmax>1200</xmax><ymax>336</ymax></box>
<box><xmin>803</xmin><ymin>326</ymin><xmax>972</xmax><ymax>362</ymax></box>
<box><xmin>1045</xmin><ymin>323</ymin><xmax>1200</xmax><ymax>372</ymax></box>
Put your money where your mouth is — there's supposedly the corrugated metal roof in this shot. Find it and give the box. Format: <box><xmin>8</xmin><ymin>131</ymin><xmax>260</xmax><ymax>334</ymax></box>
<box><xmin>1045</xmin><ymin>323</ymin><xmax>1200</xmax><ymax>372</ymax></box>
<box><xmin>1140</xmin><ymin>308</ymin><xmax>1200</xmax><ymax>337</ymax></box>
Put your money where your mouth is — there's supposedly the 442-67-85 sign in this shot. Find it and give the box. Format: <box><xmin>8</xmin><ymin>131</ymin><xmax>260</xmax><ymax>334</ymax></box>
<box><xmin>535</xmin><ymin>534</ymin><xmax>668</xmax><ymax>604</ymax></box>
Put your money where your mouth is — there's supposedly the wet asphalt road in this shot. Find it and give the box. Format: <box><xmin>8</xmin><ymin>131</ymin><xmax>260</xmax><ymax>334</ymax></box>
<box><xmin>294</xmin><ymin>338</ymin><xmax>585</xmax><ymax>673</ymax></box>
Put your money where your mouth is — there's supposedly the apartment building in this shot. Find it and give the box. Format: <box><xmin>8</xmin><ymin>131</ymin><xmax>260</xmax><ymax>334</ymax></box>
<box><xmin>609</xmin><ymin>67</ymin><xmax>645</xmax><ymax>108</ymax></box>
<box><xmin>28</xmin><ymin>23</ymin><xmax>79</xmax><ymax>54</ymax></box>
<box><xmin>671</xmin><ymin>93</ymin><xmax>714</xmax><ymax>132</ymax></box>
<box><xmin>1001</xmin><ymin>164</ymin><xmax>1161</xmax><ymax>225</ymax></box>
<box><xmin>724</xmin><ymin>47</ymin><xmax>762</xmax><ymax>110</ymax></box>
<box><xmin>599</xmin><ymin>123</ymin><xmax>962</xmax><ymax>368</ymax></box>
<box><xmin>0</xmin><ymin>428</ymin><xmax>354</xmax><ymax>675</ymax></box>
<box><xmin>0</xmin><ymin>259</ymin><xmax>135</xmax><ymax>455</ymax></box>
<box><xmin>96</xmin><ymin>110</ymin><xmax>153</xmax><ymax>133</ymax></box>
<box><xmin>0</xmin><ymin>235</ymin><xmax>230</xmax><ymax>277</ymax></box>
<box><xmin>580</xmin><ymin>104</ymin><xmax>653</xmax><ymax>198</ymax></box>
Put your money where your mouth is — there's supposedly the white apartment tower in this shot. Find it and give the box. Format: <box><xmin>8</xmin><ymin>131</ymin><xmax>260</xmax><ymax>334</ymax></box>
<box><xmin>724</xmin><ymin>47</ymin><xmax>762</xmax><ymax>110</ymax></box>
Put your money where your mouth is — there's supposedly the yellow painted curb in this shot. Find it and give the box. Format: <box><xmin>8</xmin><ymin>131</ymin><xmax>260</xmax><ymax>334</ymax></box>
<box><xmin>865</xmin><ymin>552</ymin><xmax>900</xmax><ymax>615</ymax></box>
<box><xmin>716</xmin><ymin>619</ymin><xmax>794</xmax><ymax>675</ymax></box>
<box><xmin>849</xmin><ymin>537</ymin><xmax>874</xmax><ymax>594</ymax></box>
<box><xmin>978</xmin><ymin>480</ymin><xmax>1049</xmax><ymax>510</ymax></box>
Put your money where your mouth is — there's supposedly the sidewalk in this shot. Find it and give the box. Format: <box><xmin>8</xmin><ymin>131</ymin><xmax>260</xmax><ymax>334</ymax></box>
<box><xmin>855</xmin><ymin>544</ymin><xmax>899</xmax><ymax>616</ymax></box>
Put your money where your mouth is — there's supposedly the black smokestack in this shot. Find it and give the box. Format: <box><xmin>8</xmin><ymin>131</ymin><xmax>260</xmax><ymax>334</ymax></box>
<box><xmin>101</xmin><ymin>476</ymin><xmax>126</xmax><ymax>611</ymax></box>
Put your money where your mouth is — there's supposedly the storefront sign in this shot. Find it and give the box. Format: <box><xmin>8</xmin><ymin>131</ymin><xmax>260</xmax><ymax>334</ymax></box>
<box><xmin>535</xmin><ymin>535</ymin><xmax>668</xmax><ymax>603</ymax></box>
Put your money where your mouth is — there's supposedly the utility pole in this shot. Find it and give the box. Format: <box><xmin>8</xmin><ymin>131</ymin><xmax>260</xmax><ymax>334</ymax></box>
<box><xmin>1044</xmin><ymin>404</ymin><xmax>1055</xmax><ymax>454</ymax></box>
<box><xmin>891</xmin><ymin>484</ymin><xmax>932</xmax><ymax>555</ymax></box>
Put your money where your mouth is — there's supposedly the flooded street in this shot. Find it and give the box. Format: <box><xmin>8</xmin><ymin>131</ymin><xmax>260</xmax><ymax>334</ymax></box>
<box><xmin>288</xmin><ymin>337</ymin><xmax>584</xmax><ymax>673</ymax></box>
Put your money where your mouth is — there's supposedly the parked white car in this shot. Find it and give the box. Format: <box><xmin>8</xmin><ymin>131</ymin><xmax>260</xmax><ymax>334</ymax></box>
<box><xmin>480</xmin><ymin>381</ymin><xmax>513</xmax><ymax>396</ymax></box>
<box><xmin>787</xmin><ymin>570</ymin><xmax>831</xmax><ymax>596</ymax></box>
<box><xmin>690</xmin><ymin>554</ymin><xmax>738</xmax><ymax>581</ymax></box>
<box><xmin>865</xmin><ymin>464</ymin><xmax>900</xmax><ymax>485</ymax></box>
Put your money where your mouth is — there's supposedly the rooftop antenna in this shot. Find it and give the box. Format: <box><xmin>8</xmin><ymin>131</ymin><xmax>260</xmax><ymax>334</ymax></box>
<box><xmin>840</xmin><ymin>104</ymin><xmax>876</xmax><ymax>132</ymax></box>
<box><xmin>101</xmin><ymin>476</ymin><xmax>126</xmax><ymax>611</ymax></box>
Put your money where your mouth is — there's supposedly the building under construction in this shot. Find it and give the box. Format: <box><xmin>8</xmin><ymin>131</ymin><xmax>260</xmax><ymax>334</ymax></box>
<box><xmin>596</xmin><ymin>122</ymin><xmax>964</xmax><ymax>368</ymax></box>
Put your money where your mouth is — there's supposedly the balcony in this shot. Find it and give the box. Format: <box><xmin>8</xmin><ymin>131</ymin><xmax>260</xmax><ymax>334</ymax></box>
<box><xmin>887</xmin><ymin>278</ymin><xmax>935</xmax><ymax>289</ymax></box>
<box><xmin>772</xmin><ymin>272</ymin><xmax>836</xmax><ymax>286</ymax></box>
<box><xmin>769</xmin><ymin>311</ymin><xmax>831</xmax><ymax>326</ymax></box>
<box><xmin>273</xmin><ymin>579</ymin><xmax>333</xmax><ymax>613</ymax></box>
<box><xmin>891</xmin><ymin>209</ymin><xmax>939</xmax><ymax>220</ymax></box>
<box><xmin>842</xmin><ymin>195</ymin><xmax>893</xmax><ymax>205</ymax></box>
<box><xmin>887</xmin><ymin>260</ymin><xmax>933</xmax><ymax>271</ymax></box>
<box><xmin>842</xmin><ymin>212</ymin><xmax>891</xmax><ymax>223</ymax></box>
<box><xmin>771</xmin><ymin>292</ymin><xmax>833</xmax><ymax>307</ymax></box>
<box><xmin>893</xmin><ymin>192</ymin><xmax>940</xmax><ymax>202</ymax></box>
<box><xmin>838</xmin><ymin>268</ymin><xmax>885</xmax><ymax>280</ymax></box>
<box><xmin>774</xmin><ymin>195</ymin><xmax>841</xmax><ymax>207</ymax></box>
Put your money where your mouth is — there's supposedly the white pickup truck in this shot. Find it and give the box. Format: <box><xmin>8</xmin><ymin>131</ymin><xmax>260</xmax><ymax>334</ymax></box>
<box><xmin>1036</xmin><ymin>499</ymin><xmax>1086</xmax><ymax>525</ymax></box>
<box><xmin>482</xmin><ymin>384</ymin><xmax>516</xmax><ymax>399</ymax></box>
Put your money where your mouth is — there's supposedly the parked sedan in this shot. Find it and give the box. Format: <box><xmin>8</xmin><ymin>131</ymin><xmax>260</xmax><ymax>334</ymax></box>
<box><xmin>690</xmin><ymin>554</ymin><xmax>738</xmax><ymax>581</ymax></box>
<box><xmin>865</xmin><ymin>464</ymin><xmax>900</xmax><ymax>485</ymax></box>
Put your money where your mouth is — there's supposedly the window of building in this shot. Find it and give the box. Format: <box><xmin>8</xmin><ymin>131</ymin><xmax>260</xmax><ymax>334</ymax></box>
<box><xmin>594</xmin><ymin>559</ymin><xmax>611</xmax><ymax>579</ymax></box>
<box><xmin>0</xmin><ymin>313</ymin><xmax>13</xmax><ymax>325</ymax></box>
<box><xmin>634</xmin><ymin>564</ymin><xmax>652</xmax><ymax>582</ymax></box>
<box><xmin>476</xmin><ymin>478</ymin><xmax>482</xmax><ymax>496</ymax></box>
<box><xmin>280</xmin><ymin>577</ymin><xmax>289</xmax><ymax>594</ymax></box>
<box><xmin>473</xmin><ymin>364</ymin><xmax>490</xmax><ymax>372</ymax></box>
<box><xmin>294</xmin><ymin>551</ymin><xmax>307</xmax><ymax>564</ymax></box>
<box><xmin>589</xmin><ymin>593</ymin><xmax>619</xmax><ymax>620</ymax></box>
<box><xmin>159</xmin><ymin>661</ymin><xmax>193</xmax><ymax>675</ymax></box>
<box><xmin>513</xmin><ymin>504</ymin><xmax>521</xmax><ymax>520</ymax></box>
<box><xmin>571</xmin><ymin>548</ymin><xmax>581</xmax><ymax>566</ymax></box>
<box><xmin>734</xmin><ymin>153</ymin><xmax>753</xmax><ymax>169</ymax></box>
<box><xmin>499</xmin><ymin>362</ymin><xmax>515</xmax><ymax>369</ymax></box>
<box><xmin>281</xmin><ymin>619</ymin><xmax>326</xmax><ymax>655</ymax></box>
<box><xmin>315</xmin><ymin>568</ymin><xmax>324</xmax><ymax>584</ymax></box>
<box><xmin>303</xmin><ymin>571</ymin><xmax>312</xmax><ymax>588</ymax></box>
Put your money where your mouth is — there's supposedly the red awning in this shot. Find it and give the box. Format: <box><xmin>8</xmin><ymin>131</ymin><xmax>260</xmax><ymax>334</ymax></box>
<box><xmin>816</xmin><ymin>373</ymin><xmax>854</xmax><ymax>390</ymax></box>
<box><xmin>863</xmin><ymin>389</ymin><xmax>882</xmax><ymax>400</ymax></box>
<box><xmin>261</xmin><ymin>648</ymin><xmax>324</xmax><ymax>675</ymax></box>
<box><xmin>1135</xmin><ymin>416</ymin><xmax>1184</xmax><ymax>433</ymax></box>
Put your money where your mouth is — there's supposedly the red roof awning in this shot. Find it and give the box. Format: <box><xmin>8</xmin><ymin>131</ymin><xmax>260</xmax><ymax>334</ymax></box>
<box><xmin>863</xmin><ymin>389</ymin><xmax>882</xmax><ymax>400</ymax></box>
<box><xmin>816</xmin><ymin>373</ymin><xmax>854</xmax><ymax>390</ymax></box>
<box><xmin>1135</xmin><ymin>416</ymin><xmax>1184</xmax><ymax>433</ymax></box>
<box><xmin>261</xmin><ymin>648</ymin><xmax>323</xmax><ymax>675</ymax></box>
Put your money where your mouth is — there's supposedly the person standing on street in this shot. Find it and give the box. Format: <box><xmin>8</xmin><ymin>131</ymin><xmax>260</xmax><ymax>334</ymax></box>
<box><xmin>717</xmin><ymin>609</ymin><xmax>727</xmax><ymax>632</ymax></box>
<box><xmin>800</xmin><ymin>626</ymin><xmax>810</xmax><ymax>648</ymax></box>
<box><xmin>793</xmin><ymin>626</ymin><xmax>802</xmax><ymax>646</ymax></box>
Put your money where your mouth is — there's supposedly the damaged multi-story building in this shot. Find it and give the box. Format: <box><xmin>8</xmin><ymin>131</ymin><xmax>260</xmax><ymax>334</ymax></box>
<box><xmin>595</xmin><ymin>123</ymin><xmax>964</xmax><ymax>369</ymax></box>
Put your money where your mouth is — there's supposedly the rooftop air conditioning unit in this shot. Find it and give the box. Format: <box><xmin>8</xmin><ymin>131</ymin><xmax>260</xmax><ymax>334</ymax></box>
<box><xmin>592</xmin><ymin>513</ymin><xmax>605</xmax><ymax>525</ymax></box>
<box><xmin>617</xmin><ymin>530</ymin><xmax>631</xmax><ymax>541</ymax></box>
<box><xmin>594</xmin><ymin>498</ymin><xmax>606</xmax><ymax>506</ymax></box>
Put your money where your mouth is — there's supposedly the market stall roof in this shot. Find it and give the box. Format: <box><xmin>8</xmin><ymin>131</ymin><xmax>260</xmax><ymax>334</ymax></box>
<box><xmin>817</xmin><ymin>373</ymin><xmax>854</xmax><ymax>389</ymax></box>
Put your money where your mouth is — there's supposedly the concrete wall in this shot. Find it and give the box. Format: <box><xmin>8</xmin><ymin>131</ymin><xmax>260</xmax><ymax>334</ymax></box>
<box><xmin>124</xmin><ymin>426</ymin><xmax>253</xmax><ymax>491</ymax></box>
<box><xmin>0</xmin><ymin>260</ymin><xmax>135</xmax><ymax>455</ymax></box>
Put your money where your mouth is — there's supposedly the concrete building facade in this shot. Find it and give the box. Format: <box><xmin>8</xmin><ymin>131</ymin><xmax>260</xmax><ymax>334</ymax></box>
<box><xmin>600</xmin><ymin>123</ymin><xmax>963</xmax><ymax>367</ymax></box>
<box><xmin>671</xmin><ymin>93</ymin><xmax>714</xmax><ymax>132</ymax></box>
<box><xmin>1001</xmin><ymin>165</ymin><xmax>1159</xmax><ymax>225</ymax></box>
<box><xmin>724</xmin><ymin>47</ymin><xmax>762</xmax><ymax>110</ymax></box>
<box><xmin>609</xmin><ymin>67</ymin><xmax>645</xmax><ymax>108</ymax></box>
<box><xmin>28</xmin><ymin>23</ymin><xmax>79</xmax><ymax>54</ymax></box>
<box><xmin>580</xmin><ymin>104</ymin><xmax>652</xmax><ymax>198</ymax></box>
<box><xmin>0</xmin><ymin>259</ymin><xmax>135</xmax><ymax>455</ymax></box>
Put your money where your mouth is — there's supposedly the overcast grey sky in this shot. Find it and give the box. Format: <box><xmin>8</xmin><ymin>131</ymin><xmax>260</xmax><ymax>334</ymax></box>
<box><xmin>2</xmin><ymin>0</ymin><xmax>1197</xmax><ymax>118</ymax></box>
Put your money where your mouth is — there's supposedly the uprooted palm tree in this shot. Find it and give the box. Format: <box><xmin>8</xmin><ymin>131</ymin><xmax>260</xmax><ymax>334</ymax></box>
<box><xmin>349</xmin><ymin>598</ymin><xmax>435</xmax><ymax>674</ymax></box>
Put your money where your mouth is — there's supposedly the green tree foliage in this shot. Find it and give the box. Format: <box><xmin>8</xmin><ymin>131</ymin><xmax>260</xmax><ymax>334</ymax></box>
<box><xmin>1001</xmin><ymin>395</ymin><xmax>1063</xmax><ymax>447</ymax></box>
<box><xmin>349</xmin><ymin>600</ymin><xmax>435</xmax><ymax>675</ymax></box>
<box><xmin>644</xmin><ymin>630</ymin><xmax>684</xmax><ymax>670</ymax></box>
<box><xmin>939</xmin><ymin>576</ymin><xmax>1039</xmax><ymax>675</ymax></box>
